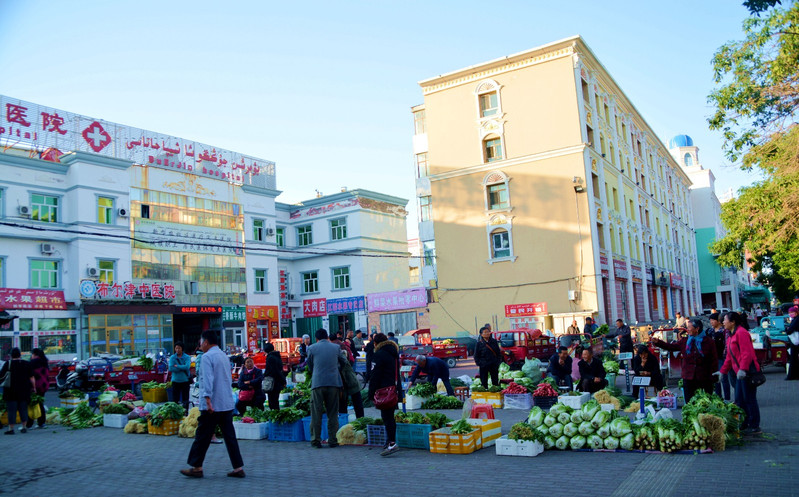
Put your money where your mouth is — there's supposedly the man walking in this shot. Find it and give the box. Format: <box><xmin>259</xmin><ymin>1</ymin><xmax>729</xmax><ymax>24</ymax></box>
<box><xmin>307</xmin><ymin>328</ymin><xmax>347</xmax><ymax>448</ymax></box>
<box><xmin>181</xmin><ymin>330</ymin><xmax>245</xmax><ymax>478</ymax></box>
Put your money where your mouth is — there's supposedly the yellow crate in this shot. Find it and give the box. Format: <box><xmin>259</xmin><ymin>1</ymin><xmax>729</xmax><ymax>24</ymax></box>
<box><xmin>470</xmin><ymin>392</ymin><xmax>503</xmax><ymax>408</ymax></box>
<box><xmin>142</xmin><ymin>388</ymin><xmax>168</xmax><ymax>404</ymax></box>
<box><xmin>429</xmin><ymin>427</ymin><xmax>482</xmax><ymax>454</ymax></box>
<box><xmin>464</xmin><ymin>418</ymin><xmax>502</xmax><ymax>448</ymax></box>
<box><xmin>60</xmin><ymin>397</ymin><xmax>82</xmax><ymax>409</ymax></box>
<box><xmin>147</xmin><ymin>418</ymin><xmax>182</xmax><ymax>436</ymax></box>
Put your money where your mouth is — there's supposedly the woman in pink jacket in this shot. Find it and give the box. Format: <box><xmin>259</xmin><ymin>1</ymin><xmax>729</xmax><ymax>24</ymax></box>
<box><xmin>719</xmin><ymin>311</ymin><xmax>761</xmax><ymax>435</ymax></box>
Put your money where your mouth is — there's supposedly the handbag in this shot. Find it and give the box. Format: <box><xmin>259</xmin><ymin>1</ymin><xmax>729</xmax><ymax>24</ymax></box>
<box><xmin>238</xmin><ymin>388</ymin><xmax>255</xmax><ymax>401</ymax></box>
<box><xmin>373</xmin><ymin>358</ymin><xmax>399</xmax><ymax>410</ymax></box>
<box><xmin>731</xmin><ymin>349</ymin><xmax>766</xmax><ymax>388</ymax></box>
<box><xmin>1</xmin><ymin>363</ymin><xmax>11</xmax><ymax>389</ymax></box>
<box><xmin>262</xmin><ymin>376</ymin><xmax>274</xmax><ymax>393</ymax></box>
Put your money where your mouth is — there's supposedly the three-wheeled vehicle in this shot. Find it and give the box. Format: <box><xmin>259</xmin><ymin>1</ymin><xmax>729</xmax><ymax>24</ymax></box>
<box><xmin>400</xmin><ymin>329</ymin><xmax>468</xmax><ymax>368</ymax></box>
<box><xmin>493</xmin><ymin>328</ymin><xmax>556</xmax><ymax>369</ymax></box>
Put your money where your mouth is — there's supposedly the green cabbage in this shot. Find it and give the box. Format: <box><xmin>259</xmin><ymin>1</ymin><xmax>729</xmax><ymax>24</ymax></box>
<box><xmin>570</xmin><ymin>411</ymin><xmax>584</xmax><ymax>424</ymax></box>
<box><xmin>590</xmin><ymin>410</ymin><xmax>611</xmax><ymax>429</ymax></box>
<box><xmin>582</xmin><ymin>400</ymin><xmax>601</xmax><ymax>421</ymax></box>
<box><xmin>587</xmin><ymin>434</ymin><xmax>604</xmax><ymax>449</ymax></box>
<box><xmin>510</xmin><ymin>371</ymin><xmax>526</xmax><ymax>379</ymax></box>
<box><xmin>603</xmin><ymin>360</ymin><xmax>620</xmax><ymax>374</ymax></box>
<box><xmin>549</xmin><ymin>403</ymin><xmax>568</xmax><ymax>417</ymax></box>
<box><xmin>596</xmin><ymin>423</ymin><xmax>611</xmax><ymax>439</ymax></box>
<box><xmin>543</xmin><ymin>415</ymin><xmax>557</xmax><ymax>427</ymax></box>
<box><xmin>578</xmin><ymin>421</ymin><xmax>595</xmax><ymax>436</ymax></box>
<box><xmin>536</xmin><ymin>424</ymin><xmax>550</xmax><ymax>438</ymax></box>
<box><xmin>610</xmin><ymin>417</ymin><xmax>632</xmax><ymax>437</ymax></box>
<box><xmin>544</xmin><ymin>435</ymin><xmax>556</xmax><ymax>450</ymax></box>
<box><xmin>604</xmin><ymin>436</ymin><xmax>619</xmax><ymax>450</ymax></box>
<box><xmin>563</xmin><ymin>422</ymin><xmax>579</xmax><ymax>438</ymax></box>
<box><xmin>527</xmin><ymin>407</ymin><xmax>545</xmax><ymax>427</ymax></box>
<box><xmin>570</xmin><ymin>435</ymin><xmax>587</xmax><ymax>450</ymax></box>
<box><xmin>499</xmin><ymin>362</ymin><xmax>510</xmax><ymax>374</ymax></box>
<box><xmin>555</xmin><ymin>435</ymin><xmax>570</xmax><ymax>450</ymax></box>
<box><xmin>620</xmin><ymin>433</ymin><xmax>635</xmax><ymax>450</ymax></box>
<box><xmin>549</xmin><ymin>422</ymin><xmax>564</xmax><ymax>438</ymax></box>
<box><xmin>557</xmin><ymin>412</ymin><xmax>572</xmax><ymax>425</ymax></box>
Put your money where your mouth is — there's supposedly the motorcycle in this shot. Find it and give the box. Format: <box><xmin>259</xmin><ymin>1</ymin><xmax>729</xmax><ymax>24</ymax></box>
<box><xmin>56</xmin><ymin>356</ymin><xmax>116</xmax><ymax>393</ymax></box>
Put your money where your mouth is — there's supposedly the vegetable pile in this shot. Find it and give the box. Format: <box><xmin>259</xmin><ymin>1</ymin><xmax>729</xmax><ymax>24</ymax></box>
<box><xmin>234</xmin><ymin>406</ymin><xmax>270</xmax><ymax>424</ymax></box>
<box><xmin>149</xmin><ymin>402</ymin><xmax>185</xmax><ymax>426</ymax></box>
<box><xmin>407</xmin><ymin>382</ymin><xmax>437</xmax><ymax>397</ymax></box>
<box><xmin>420</xmin><ymin>394</ymin><xmax>464</xmax><ymax>410</ymax></box>
<box><xmin>62</xmin><ymin>402</ymin><xmax>102</xmax><ymax>429</ymax></box>
<box><xmin>532</xmin><ymin>383</ymin><xmax>559</xmax><ymax>397</ymax></box>
<box><xmin>501</xmin><ymin>382</ymin><xmax>529</xmax><ymax>395</ymax></box>
<box><xmin>265</xmin><ymin>407</ymin><xmax>305</xmax><ymax>425</ymax></box>
<box><xmin>508</xmin><ymin>422</ymin><xmax>546</xmax><ymax>443</ymax></box>
<box><xmin>395</xmin><ymin>411</ymin><xmax>451</xmax><ymax>429</ymax></box>
<box><xmin>603</xmin><ymin>360</ymin><xmax>620</xmax><ymax>374</ymax></box>
<box><xmin>449</xmin><ymin>419</ymin><xmax>474</xmax><ymax>435</ymax></box>
<box><xmin>179</xmin><ymin>407</ymin><xmax>201</xmax><ymax>438</ymax></box>
<box><xmin>140</xmin><ymin>381</ymin><xmax>170</xmax><ymax>390</ymax></box>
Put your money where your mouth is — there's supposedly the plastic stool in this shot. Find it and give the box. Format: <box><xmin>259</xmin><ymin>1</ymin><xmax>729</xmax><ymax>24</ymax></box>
<box><xmin>470</xmin><ymin>403</ymin><xmax>495</xmax><ymax>420</ymax></box>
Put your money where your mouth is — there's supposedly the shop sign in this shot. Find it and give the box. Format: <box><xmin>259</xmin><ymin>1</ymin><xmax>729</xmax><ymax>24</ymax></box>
<box><xmin>670</xmin><ymin>273</ymin><xmax>683</xmax><ymax>289</ymax></box>
<box><xmin>247</xmin><ymin>306</ymin><xmax>277</xmax><ymax>320</ymax></box>
<box><xmin>631</xmin><ymin>265</ymin><xmax>643</xmax><ymax>283</ymax></box>
<box><xmin>600</xmin><ymin>255</ymin><xmax>609</xmax><ymax>278</ymax></box>
<box><xmin>656</xmin><ymin>271</ymin><xmax>669</xmax><ymax>286</ymax></box>
<box><xmin>222</xmin><ymin>305</ymin><xmax>246</xmax><ymax>322</ymax></box>
<box><xmin>133</xmin><ymin>218</ymin><xmax>243</xmax><ymax>256</ymax></box>
<box><xmin>79</xmin><ymin>279</ymin><xmax>175</xmax><ymax>300</ymax></box>
<box><xmin>327</xmin><ymin>296</ymin><xmax>365</xmax><ymax>314</ymax></box>
<box><xmin>175</xmin><ymin>305</ymin><xmax>222</xmax><ymax>314</ymax></box>
<box><xmin>367</xmin><ymin>288</ymin><xmax>427</xmax><ymax>312</ymax></box>
<box><xmin>302</xmin><ymin>298</ymin><xmax>327</xmax><ymax>317</ymax></box>
<box><xmin>0</xmin><ymin>288</ymin><xmax>67</xmax><ymax>310</ymax></box>
<box><xmin>0</xmin><ymin>95</ymin><xmax>275</xmax><ymax>189</ymax></box>
<box><xmin>613</xmin><ymin>259</ymin><xmax>628</xmax><ymax>280</ymax></box>
<box><xmin>504</xmin><ymin>302</ymin><xmax>548</xmax><ymax>317</ymax></box>
<box><xmin>279</xmin><ymin>269</ymin><xmax>290</xmax><ymax>320</ymax></box>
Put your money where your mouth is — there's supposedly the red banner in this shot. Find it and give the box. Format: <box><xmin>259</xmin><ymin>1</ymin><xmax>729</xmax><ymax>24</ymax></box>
<box><xmin>303</xmin><ymin>298</ymin><xmax>327</xmax><ymax>317</ymax></box>
<box><xmin>0</xmin><ymin>288</ymin><xmax>67</xmax><ymax>310</ymax></box>
<box><xmin>504</xmin><ymin>302</ymin><xmax>548</xmax><ymax>317</ymax></box>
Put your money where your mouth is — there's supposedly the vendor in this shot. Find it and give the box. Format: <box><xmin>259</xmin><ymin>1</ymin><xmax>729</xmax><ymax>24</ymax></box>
<box><xmin>631</xmin><ymin>344</ymin><xmax>664</xmax><ymax>397</ymax></box>
<box><xmin>651</xmin><ymin>318</ymin><xmax>718</xmax><ymax>403</ymax></box>
<box><xmin>577</xmin><ymin>347</ymin><xmax>608</xmax><ymax>393</ymax></box>
<box><xmin>408</xmin><ymin>355</ymin><xmax>454</xmax><ymax>396</ymax></box>
<box><xmin>547</xmin><ymin>346</ymin><xmax>573</xmax><ymax>390</ymax></box>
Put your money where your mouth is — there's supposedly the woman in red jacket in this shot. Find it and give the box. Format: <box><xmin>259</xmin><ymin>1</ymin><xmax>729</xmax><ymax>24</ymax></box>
<box><xmin>651</xmin><ymin>318</ymin><xmax>718</xmax><ymax>404</ymax></box>
<box><xmin>719</xmin><ymin>311</ymin><xmax>761</xmax><ymax>435</ymax></box>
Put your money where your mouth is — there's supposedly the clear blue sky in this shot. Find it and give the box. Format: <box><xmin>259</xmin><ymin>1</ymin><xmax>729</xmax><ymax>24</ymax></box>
<box><xmin>0</xmin><ymin>0</ymin><xmax>761</xmax><ymax>235</ymax></box>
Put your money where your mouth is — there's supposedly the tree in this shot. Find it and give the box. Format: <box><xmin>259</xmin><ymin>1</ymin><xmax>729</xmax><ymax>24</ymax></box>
<box><xmin>755</xmin><ymin>254</ymin><xmax>796</xmax><ymax>302</ymax></box>
<box><xmin>708</xmin><ymin>2</ymin><xmax>799</xmax><ymax>294</ymax></box>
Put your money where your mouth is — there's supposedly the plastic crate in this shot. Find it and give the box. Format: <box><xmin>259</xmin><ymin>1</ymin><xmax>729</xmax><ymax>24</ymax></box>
<box><xmin>302</xmin><ymin>414</ymin><xmax>350</xmax><ymax>442</ymax></box>
<box><xmin>396</xmin><ymin>423</ymin><xmax>432</xmax><ymax>449</ymax></box>
<box><xmin>269</xmin><ymin>420</ymin><xmax>304</xmax><ymax>442</ymax></box>
<box><xmin>367</xmin><ymin>424</ymin><xmax>387</xmax><ymax>446</ymax></box>
<box><xmin>103</xmin><ymin>413</ymin><xmax>128</xmax><ymax>428</ymax></box>
<box><xmin>60</xmin><ymin>397</ymin><xmax>81</xmax><ymax>409</ymax></box>
<box><xmin>233</xmin><ymin>422</ymin><xmax>269</xmax><ymax>440</ymax></box>
<box><xmin>471</xmin><ymin>392</ymin><xmax>503</xmax><ymax>408</ymax></box>
<box><xmin>558</xmin><ymin>392</ymin><xmax>590</xmax><ymax>409</ymax></box>
<box><xmin>142</xmin><ymin>388</ymin><xmax>168</xmax><ymax>404</ymax></box>
<box><xmin>429</xmin><ymin>427</ymin><xmax>482</xmax><ymax>454</ymax></box>
<box><xmin>532</xmin><ymin>395</ymin><xmax>558</xmax><ymax>410</ymax></box>
<box><xmin>147</xmin><ymin>418</ymin><xmax>181</xmax><ymax>436</ymax></box>
<box><xmin>502</xmin><ymin>393</ymin><xmax>532</xmax><ymax>410</ymax></box>
<box><xmin>494</xmin><ymin>436</ymin><xmax>544</xmax><ymax>457</ymax></box>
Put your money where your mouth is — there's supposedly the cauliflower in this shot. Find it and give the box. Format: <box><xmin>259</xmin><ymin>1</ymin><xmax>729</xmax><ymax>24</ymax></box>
<box><xmin>353</xmin><ymin>430</ymin><xmax>367</xmax><ymax>445</ymax></box>
<box><xmin>124</xmin><ymin>420</ymin><xmax>148</xmax><ymax>434</ymax></box>
<box><xmin>336</xmin><ymin>424</ymin><xmax>356</xmax><ymax>445</ymax></box>
<box><xmin>624</xmin><ymin>402</ymin><xmax>640</xmax><ymax>413</ymax></box>
<box><xmin>179</xmin><ymin>407</ymin><xmax>201</xmax><ymax>438</ymax></box>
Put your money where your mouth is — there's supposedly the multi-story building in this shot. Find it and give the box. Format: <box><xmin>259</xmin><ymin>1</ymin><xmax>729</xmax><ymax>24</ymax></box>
<box><xmin>273</xmin><ymin>189</ymin><xmax>412</xmax><ymax>338</ymax></box>
<box><xmin>412</xmin><ymin>36</ymin><xmax>701</xmax><ymax>336</ymax></box>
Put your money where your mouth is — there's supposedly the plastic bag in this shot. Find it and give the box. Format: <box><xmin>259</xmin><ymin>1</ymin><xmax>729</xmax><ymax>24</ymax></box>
<box><xmin>436</xmin><ymin>379</ymin><xmax>446</xmax><ymax>394</ymax></box>
<box><xmin>521</xmin><ymin>358</ymin><xmax>543</xmax><ymax>383</ymax></box>
<box><xmin>461</xmin><ymin>397</ymin><xmax>475</xmax><ymax>419</ymax></box>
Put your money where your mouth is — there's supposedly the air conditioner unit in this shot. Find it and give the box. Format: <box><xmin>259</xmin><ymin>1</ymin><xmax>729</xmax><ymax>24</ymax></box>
<box><xmin>40</xmin><ymin>243</ymin><xmax>55</xmax><ymax>254</ymax></box>
<box><xmin>117</xmin><ymin>207</ymin><xmax>128</xmax><ymax>217</ymax></box>
<box><xmin>288</xmin><ymin>294</ymin><xmax>295</xmax><ymax>300</ymax></box>
<box><xmin>87</xmin><ymin>267</ymin><xmax>100</xmax><ymax>278</ymax></box>
<box><xmin>266</xmin><ymin>227</ymin><xmax>275</xmax><ymax>236</ymax></box>
<box><xmin>18</xmin><ymin>205</ymin><xmax>30</xmax><ymax>216</ymax></box>
<box><xmin>568</xmin><ymin>290</ymin><xmax>579</xmax><ymax>301</ymax></box>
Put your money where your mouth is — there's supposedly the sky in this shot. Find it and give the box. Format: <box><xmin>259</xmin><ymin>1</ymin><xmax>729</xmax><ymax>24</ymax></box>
<box><xmin>0</xmin><ymin>0</ymin><xmax>763</xmax><ymax>237</ymax></box>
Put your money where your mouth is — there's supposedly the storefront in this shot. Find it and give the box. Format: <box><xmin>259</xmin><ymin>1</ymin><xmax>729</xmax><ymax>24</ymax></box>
<box><xmin>367</xmin><ymin>288</ymin><xmax>428</xmax><ymax>336</ymax></box>
<box><xmin>246</xmin><ymin>305</ymin><xmax>279</xmax><ymax>350</ymax></box>
<box><xmin>222</xmin><ymin>305</ymin><xmax>246</xmax><ymax>351</ymax></box>
<box><xmin>174</xmin><ymin>304</ymin><xmax>223</xmax><ymax>351</ymax></box>
<box><xmin>327</xmin><ymin>296</ymin><xmax>366</xmax><ymax>337</ymax></box>
<box><xmin>83</xmin><ymin>304</ymin><xmax>174</xmax><ymax>357</ymax></box>
<box><xmin>504</xmin><ymin>302</ymin><xmax>548</xmax><ymax>331</ymax></box>
<box><xmin>0</xmin><ymin>288</ymin><xmax>78</xmax><ymax>361</ymax></box>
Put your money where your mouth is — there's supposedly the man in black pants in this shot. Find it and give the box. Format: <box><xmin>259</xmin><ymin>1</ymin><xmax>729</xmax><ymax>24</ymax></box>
<box><xmin>577</xmin><ymin>347</ymin><xmax>608</xmax><ymax>393</ymax></box>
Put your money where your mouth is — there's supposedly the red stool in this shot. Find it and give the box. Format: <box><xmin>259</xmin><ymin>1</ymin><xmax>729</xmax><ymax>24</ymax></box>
<box><xmin>470</xmin><ymin>403</ymin><xmax>495</xmax><ymax>420</ymax></box>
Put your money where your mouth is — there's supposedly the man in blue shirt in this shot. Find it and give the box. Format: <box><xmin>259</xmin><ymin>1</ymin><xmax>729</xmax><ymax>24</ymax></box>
<box><xmin>409</xmin><ymin>355</ymin><xmax>454</xmax><ymax>396</ymax></box>
<box><xmin>181</xmin><ymin>330</ymin><xmax>245</xmax><ymax>479</ymax></box>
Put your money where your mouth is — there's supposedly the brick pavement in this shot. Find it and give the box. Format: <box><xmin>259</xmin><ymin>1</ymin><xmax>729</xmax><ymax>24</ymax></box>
<box><xmin>1</xmin><ymin>365</ymin><xmax>797</xmax><ymax>497</ymax></box>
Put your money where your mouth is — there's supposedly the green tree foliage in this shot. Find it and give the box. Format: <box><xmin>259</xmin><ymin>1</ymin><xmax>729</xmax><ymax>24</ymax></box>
<box><xmin>708</xmin><ymin>2</ymin><xmax>799</xmax><ymax>294</ymax></box>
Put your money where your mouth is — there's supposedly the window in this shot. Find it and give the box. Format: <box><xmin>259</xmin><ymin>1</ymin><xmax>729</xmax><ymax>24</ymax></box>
<box><xmin>297</xmin><ymin>225</ymin><xmax>313</xmax><ymax>246</ymax></box>
<box><xmin>413</xmin><ymin>109</ymin><xmax>426</xmax><ymax>135</ymax></box>
<box><xmin>484</xmin><ymin>137</ymin><xmax>503</xmax><ymax>162</ymax></box>
<box><xmin>330</xmin><ymin>218</ymin><xmax>347</xmax><ymax>241</ymax></box>
<box><xmin>416</xmin><ymin>153</ymin><xmax>428</xmax><ymax>177</ymax></box>
<box><xmin>0</xmin><ymin>257</ymin><xmax>4</xmax><ymax>286</ymax></box>
<box><xmin>302</xmin><ymin>271</ymin><xmax>318</xmax><ymax>294</ymax></box>
<box><xmin>30</xmin><ymin>259</ymin><xmax>59</xmax><ymax>289</ymax></box>
<box><xmin>98</xmin><ymin>196</ymin><xmax>114</xmax><ymax>224</ymax></box>
<box><xmin>597</xmin><ymin>224</ymin><xmax>605</xmax><ymax>249</ymax></box>
<box><xmin>254</xmin><ymin>269</ymin><xmax>267</xmax><ymax>293</ymax></box>
<box><xmin>479</xmin><ymin>92</ymin><xmax>498</xmax><ymax>117</ymax></box>
<box><xmin>0</xmin><ymin>188</ymin><xmax>5</xmax><ymax>217</ymax></box>
<box><xmin>420</xmin><ymin>196</ymin><xmax>432</xmax><ymax>222</ymax></box>
<box><xmin>423</xmin><ymin>241</ymin><xmax>436</xmax><ymax>268</ymax></box>
<box><xmin>586</xmin><ymin>125</ymin><xmax>594</xmax><ymax>147</ymax></box>
<box><xmin>141</xmin><ymin>204</ymin><xmax>150</xmax><ymax>219</ymax></box>
<box><xmin>491</xmin><ymin>229</ymin><xmax>511</xmax><ymax>258</ymax></box>
<box><xmin>612</xmin><ymin>188</ymin><xmax>619</xmax><ymax>211</ymax></box>
<box><xmin>683</xmin><ymin>153</ymin><xmax>693</xmax><ymax>167</ymax></box>
<box><xmin>253</xmin><ymin>219</ymin><xmax>265</xmax><ymax>241</ymax></box>
<box><xmin>487</xmin><ymin>184</ymin><xmax>509</xmax><ymax>210</ymax></box>
<box><xmin>31</xmin><ymin>194</ymin><xmax>58</xmax><ymax>223</ymax></box>
<box><xmin>332</xmin><ymin>266</ymin><xmax>350</xmax><ymax>290</ymax></box>
<box><xmin>276</xmin><ymin>227</ymin><xmax>285</xmax><ymax>247</ymax></box>
<box><xmin>581</xmin><ymin>79</ymin><xmax>590</xmax><ymax>103</ymax></box>
<box><xmin>98</xmin><ymin>259</ymin><xmax>115</xmax><ymax>284</ymax></box>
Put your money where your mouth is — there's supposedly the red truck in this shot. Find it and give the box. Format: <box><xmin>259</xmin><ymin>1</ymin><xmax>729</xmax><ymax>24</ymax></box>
<box><xmin>493</xmin><ymin>328</ymin><xmax>556</xmax><ymax>369</ymax></box>
<box><xmin>400</xmin><ymin>329</ymin><xmax>468</xmax><ymax>368</ymax></box>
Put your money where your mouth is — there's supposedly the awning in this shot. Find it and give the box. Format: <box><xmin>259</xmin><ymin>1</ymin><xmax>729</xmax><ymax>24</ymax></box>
<box><xmin>740</xmin><ymin>286</ymin><xmax>771</xmax><ymax>303</ymax></box>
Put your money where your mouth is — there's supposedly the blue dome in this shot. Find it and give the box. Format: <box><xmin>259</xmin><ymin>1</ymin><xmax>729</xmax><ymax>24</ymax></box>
<box><xmin>669</xmin><ymin>134</ymin><xmax>694</xmax><ymax>148</ymax></box>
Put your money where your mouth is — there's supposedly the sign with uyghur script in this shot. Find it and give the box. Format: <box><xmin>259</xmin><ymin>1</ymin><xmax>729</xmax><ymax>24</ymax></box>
<box><xmin>327</xmin><ymin>296</ymin><xmax>366</xmax><ymax>314</ymax></box>
<box><xmin>670</xmin><ymin>273</ymin><xmax>683</xmax><ymax>289</ymax></box>
<box><xmin>0</xmin><ymin>288</ymin><xmax>66</xmax><ymax>310</ymax></box>
<box><xmin>504</xmin><ymin>302</ymin><xmax>548</xmax><ymax>317</ymax></box>
<box><xmin>367</xmin><ymin>288</ymin><xmax>427</xmax><ymax>312</ymax></box>
<box><xmin>222</xmin><ymin>305</ymin><xmax>246</xmax><ymax>322</ymax></box>
<box><xmin>303</xmin><ymin>298</ymin><xmax>327</xmax><ymax>317</ymax></box>
<box><xmin>0</xmin><ymin>95</ymin><xmax>275</xmax><ymax>189</ymax></box>
<box><xmin>133</xmin><ymin>218</ymin><xmax>243</xmax><ymax>256</ymax></box>
<box><xmin>613</xmin><ymin>259</ymin><xmax>629</xmax><ymax>280</ymax></box>
<box><xmin>79</xmin><ymin>279</ymin><xmax>174</xmax><ymax>300</ymax></box>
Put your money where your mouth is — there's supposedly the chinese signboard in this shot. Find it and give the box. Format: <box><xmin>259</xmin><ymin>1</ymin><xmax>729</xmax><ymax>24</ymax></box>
<box><xmin>79</xmin><ymin>279</ymin><xmax>175</xmax><ymax>300</ymax></box>
<box><xmin>303</xmin><ymin>298</ymin><xmax>327</xmax><ymax>317</ymax></box>
<box><xmin>133</xmin><ymin>218</ymin><xmax>243</xmax><ymax>256</ymax></box>
<box><xmin>0</xmin><ymin>95</ymin><xmax>275</xmax><ymax>189</ymax></box>
<box><xmin>367</xmin><ymin>288</ymin><xmax>427</xmax><ymax>313</ymax></box>
<box><xmin>175</xmin><ymin>306</ymin><xmax>222</xmax><ymax>314</ymax></box>
<box><xmin>223</xmin><ymin>305</ymin><xmax>246</xmax><ymax>322</ymax></box>
<box><xmin>0</xmin><ymin>288</ymin><xmax>66</xmax><ymax>310</ymax></box>
<box><xmin>279</xmin><ymin>269</ymin><xmax>290</xmax><ymax>321</ymax></box>
<box><xmin>613</xmin><ymin>259</ymin><xmax>629</xmax><ymax>280</ymax></box>
<box><xmin>504</xmin><ymin>302</ymin><xmax>548</xmax><ymax>317</ymax></box>
<box><xmin>327</xmin><ymin>296</ymin><xmax>366</xmax><ymax>314</ymax></box>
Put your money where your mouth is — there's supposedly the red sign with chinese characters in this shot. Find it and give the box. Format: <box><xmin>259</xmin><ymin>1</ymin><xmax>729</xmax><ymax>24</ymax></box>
<box><xmin>0</xmin><ymin>288</ymin><xmax>67</xmax><ymax>310</ymax></box>
<box><xmin>303</xmin><ymin>298</ymin><xmax>327</xmax><ymax>317</ymax></box>
<box><xmin>504</xmin><ymin>302</ymin><xmax>548</xmax><ymax>317</ymax></box>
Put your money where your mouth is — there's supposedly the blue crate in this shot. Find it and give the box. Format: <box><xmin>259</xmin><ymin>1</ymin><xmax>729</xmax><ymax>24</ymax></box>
<box><xmin>302</xmin><ymin>413</ymin><xmax>350</xmax><ymax>441</ymax></box>
<box><xmin>367</xmin><ymin>424</ymin><xmax>387</xmax><ymax>446</ymax></box>
<box><xmin>268</xmin><ymin>420</ymin><xmax>304</xmax><ymax>442</ymax></box>
<box><xmin>396</xmin><ymin>423</ymin><xmax>432</xmax><ymax>449</ymax></box>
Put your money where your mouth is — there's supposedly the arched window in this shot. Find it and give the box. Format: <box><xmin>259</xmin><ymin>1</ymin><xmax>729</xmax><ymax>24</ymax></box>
<box><xmin>683</xmin><ymin>153</ymin><xmax>693</xmax><ymax>167</ymax></box>
<box><xmin>475</xmin><ymin>79</ymin><xmax>502</xmax><ymax>118</ymax></box>
<box><xmin>486</xmin><ymin>213</ymin><xmax>515</xmax><ymax>263</ymax></box>
<box><xmin>490</xmin><ymin>228</ymin><xmax>511</xmax><ymax>258</ymax></box>
<box><xmin>483</xmin><ymin>171</ymin><xmax>510</xmax><ymax>211</ymax></box>
<box><xmin>483</xmin><ymin>135</ymin><xmax>503</xmax><ymax>163</ymax></box>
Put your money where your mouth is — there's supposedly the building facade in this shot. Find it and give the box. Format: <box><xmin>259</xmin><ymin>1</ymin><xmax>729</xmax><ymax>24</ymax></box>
<box><xmin>412</xmin><ymin>37</ymin><xmax>701</xmax><ymax>337</ymax></box>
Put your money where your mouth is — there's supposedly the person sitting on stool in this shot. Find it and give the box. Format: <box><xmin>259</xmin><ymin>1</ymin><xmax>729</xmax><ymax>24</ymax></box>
<box><xmin>547</xmin><ymin>346</ymin><xmax>573</xmax><ymax>390</ymax></box>
<box><xmin>408</xmin><ymin>355</ymin><xmax>455</xmax><ymax>396</ymax></box>
<box><xmin>577</xmin><ymin>347</ymin><xmax>608</xmax><ymax>393</ymax></box>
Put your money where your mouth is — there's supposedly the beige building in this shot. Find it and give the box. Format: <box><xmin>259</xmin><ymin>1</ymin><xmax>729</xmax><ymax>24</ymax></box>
<box><xmin>413</xmin><ymin>36</ymin><xmax>701</xmax><ymax>337</ymax></box>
